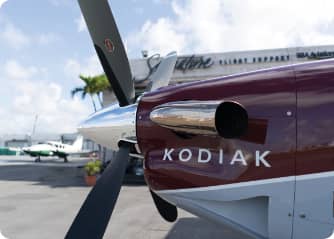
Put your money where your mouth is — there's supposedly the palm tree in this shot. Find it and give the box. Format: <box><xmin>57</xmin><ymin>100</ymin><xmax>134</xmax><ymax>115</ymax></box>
<box><xmin>92</xmin><ymin>74</ymin><xmax>112</xmax><ymax>108</ymax></box>
<box><xmin>71</xmin><ymin>74</ymin><xmax>113</xmax><ymax>163</ymax></box>
<box><xmin>71</xmin><ymin>74</ymin><xmax>112</xmax><ymax>112</ymax></box>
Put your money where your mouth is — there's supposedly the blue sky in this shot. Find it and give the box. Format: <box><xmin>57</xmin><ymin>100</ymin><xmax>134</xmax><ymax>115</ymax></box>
<box><xmin>1</xmin><ymin>0</ymin><xmax>334</xmax><ymax>136</ymax></box>
<box><xmin>0</xmin><ymin>0</ymin><xmax>175</xmax><ymax>136</ymax></box>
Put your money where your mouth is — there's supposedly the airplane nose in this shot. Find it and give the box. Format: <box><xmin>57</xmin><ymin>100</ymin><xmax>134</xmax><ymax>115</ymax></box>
<box><xmin>78</xmin><ymin>103</ymin><xmax>137</xmax><ymax>151</ymax></box>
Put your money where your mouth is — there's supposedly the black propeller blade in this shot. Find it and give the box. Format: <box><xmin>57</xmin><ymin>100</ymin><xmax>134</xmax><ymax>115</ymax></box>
<box><xmin>76</xmin><ymin>0</ymin><xmax>179</xmax><ymax>234</ymax></box>
<box><xmin>78</xmin><ymin>0</ymin><xmax>134</xmax><ymax>106</ymax></box>
<box><xmin>65</xmin><ymin>144</ymin><xmax>130</xmax><ymax>239</ymax></box>
<box><xmin>150</xmin><ymin>190</ymin><xmax>178</xmax><ymax>222</ymax></box>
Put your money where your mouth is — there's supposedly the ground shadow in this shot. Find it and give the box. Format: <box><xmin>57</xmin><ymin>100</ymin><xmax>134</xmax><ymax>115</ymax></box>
<box><xmin>0</xmin><ymin>164</ymin><xmax>146</xmax><ymax>188</ymax></box>
<box><xmin>165</xmin><ymin>217</ymin><xmax>254</xmax><ymax>239</ymax></box>
<box><xmin>0</xmin><ymin>164</ymin><xmax>87</xmax><ymax>188</ymax></box>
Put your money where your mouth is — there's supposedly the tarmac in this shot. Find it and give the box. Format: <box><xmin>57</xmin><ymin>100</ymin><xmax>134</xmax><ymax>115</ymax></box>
<box><xmin>0</xmin><ymin>156</ymin><xmax>252</xmax><ymax>239</ymax></box>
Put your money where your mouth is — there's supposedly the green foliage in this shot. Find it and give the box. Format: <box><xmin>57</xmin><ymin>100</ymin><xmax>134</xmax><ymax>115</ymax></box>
<box><xmin>71</xmin><ymin>74</ymin><xmax>112</xmax><ymax>111</ymax></box>
<box><xmin>84</xmin><ymin>159</ymin><xmax>102</xmax><ymax>176</ymax></box>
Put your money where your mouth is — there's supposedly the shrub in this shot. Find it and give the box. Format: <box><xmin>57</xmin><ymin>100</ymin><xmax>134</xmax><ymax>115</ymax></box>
<box><xmin>84</xmin><ymin>160</ymin><xmax>102</xmax><ymax>176</ymax></box>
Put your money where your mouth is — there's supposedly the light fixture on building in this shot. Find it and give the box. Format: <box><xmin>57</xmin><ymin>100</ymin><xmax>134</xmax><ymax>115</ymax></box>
<box><xmin>141</xmin><ymin>50</ymin><xmax>148</xmax><ymax>58</ymax></box>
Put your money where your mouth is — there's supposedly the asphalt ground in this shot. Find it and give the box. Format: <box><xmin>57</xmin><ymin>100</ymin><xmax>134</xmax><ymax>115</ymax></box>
<box><xmin>0</xmin><ymin>156</ymin><xmax>251</xmax><ymax>239</ymax></box>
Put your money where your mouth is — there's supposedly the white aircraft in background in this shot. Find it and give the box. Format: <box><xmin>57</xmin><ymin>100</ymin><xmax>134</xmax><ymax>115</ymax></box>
<box><xmin>22</xmin><ymin>135</ymin><xmax>84</xmax><ymax>162</ymax></box>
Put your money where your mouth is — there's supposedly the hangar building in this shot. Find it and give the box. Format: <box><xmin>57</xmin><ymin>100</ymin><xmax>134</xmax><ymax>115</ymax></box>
<box><xmin>103</xmin><ymin>44</ymin><xmax>334</xmax><ymax>104</ymax></box>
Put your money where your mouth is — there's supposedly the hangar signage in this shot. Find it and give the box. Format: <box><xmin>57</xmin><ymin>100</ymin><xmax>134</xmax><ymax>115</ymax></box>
<box><xmin>175</xmin><ymin>55</ymin><xmax>214</xmax><ymax>72</ymax></box>
<box><xmin>296</xmin><ymin>51</ymin><xmax>334</xmax><ymax>60</ymax></box>
<box><xmin>169</xmin><ymin>48</ymin><xmax>334</xmax><ymax>73</ymax></box>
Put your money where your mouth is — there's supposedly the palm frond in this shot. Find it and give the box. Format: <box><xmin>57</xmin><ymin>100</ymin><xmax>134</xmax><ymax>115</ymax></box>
<box><xmin>81</xmin><ymin>91</ymin><xmax>87</xmax><ymax>100</ymax></box>
<box><xmin>73</xmin><ymin>73</ymin><xmax>114</xmax><ymax>111</ymax></box>
<box><xmin>71</xmin><ymin>87</ymin><xmax>84</xmax><ymax>98</ymax></box>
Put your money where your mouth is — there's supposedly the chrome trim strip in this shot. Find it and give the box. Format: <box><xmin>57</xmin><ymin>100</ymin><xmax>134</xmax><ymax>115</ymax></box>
<box><xmin>155</xmin><ymin>171</ymin><xmax>334</xmax><ymax>194</ymax></box>
<box><xmin>155</xmin><ymin>176</ymin><xmax>296</xmax><ymax>194</ymax></box>
<box><xmin>129</xmin><ymin>153</ymin><xmax>144</xmax><ymax>159</ymax></box>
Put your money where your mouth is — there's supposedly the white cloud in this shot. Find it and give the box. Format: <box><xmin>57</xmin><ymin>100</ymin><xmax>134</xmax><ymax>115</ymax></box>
<box><xmin>76</xmin><ymin>15</ymin><xmax>87</xmax><ymax>32</ymax></box>
<box><xmin>37</xmin><ymin>32</ymin><xmax>60</xmax><ymax>45</ymax></box>
<box><xmin>1</xmin><ymin>24</ymin><xmax>31</xmax><ymax>50</ymax></box>
<box><xmin>4</xmin><ymin>60</ymin><xmax>38</xmax><ymax>80</ymax></box>
<box><xmin>11</xmin><ymin>79</ymin><xmax>90</xmax><ymax>134</ymax></box>
<box><xmin>127</xmin><ymin>18</ymin><xmax>186</xmax><ymax>56</ymax></box>
<box><xmin>0</xmin><ymin>23</ymin><xmax>60</xmax><ymax>49</ymax></box>
<box><xmin>127</xmin><ymin>0</ymin><xmax>334</xmax><ymax>55</ymax></box>
<box><xmin>64</xmin><ymin>54</ymin><xmax>103</xmax><ymax>82</ymax></box>
<box><xmin>0</xmin><ymin>0</ymin><xmax>8</xmax><ymax>8</ymax></box>
<box><xmin>0</xmin><ymin>60</ymin><xmax>91</xmax><ymax>135</ymax></box>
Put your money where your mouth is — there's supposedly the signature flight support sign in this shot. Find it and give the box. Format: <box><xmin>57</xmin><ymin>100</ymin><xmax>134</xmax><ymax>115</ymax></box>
<box><xmin>173</xmin><ymin>49</ymin><xmax>334</xmax><ymax>74</ymax></box>
<box><xmin>175</xmin><ymin>55</ymin><xmax>214</xmax><ymax>72</ymax></box>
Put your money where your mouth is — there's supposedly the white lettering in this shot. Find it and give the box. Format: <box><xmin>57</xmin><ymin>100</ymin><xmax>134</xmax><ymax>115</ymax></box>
<box><xmin>256</xmin><ymin>150</ymin><xmax>271</xmax><ymax>167</ymax></box>
<box><xmin>198</xmin><ymin>148</ymin><xmax>211</xmax><ymax>163</ymax></box>
<box><xmin>179</xmin><ymin>148</ymin><xmax>192</xmax><ymax>162</ymax></box>
<box><xmin>161</xmin><ymin>148</ymin><xmax>271</xmax><ymax>168</ymax></box>
<box><xmin>163</xmin><ymin>148</ymin><xmax>174</xmax><ymax>161</ymax></box>
<box><xmin>230</xmin><ymin>150</ymin><xmax>247</xmax><ymax>166</ymax></box>
<box><xmin>219</xmin><ymin>149</ymin><xmax>224</xmax><ymax>164</ymax></box>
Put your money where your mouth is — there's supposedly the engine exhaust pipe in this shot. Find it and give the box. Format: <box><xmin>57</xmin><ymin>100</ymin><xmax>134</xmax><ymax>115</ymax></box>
<box><xmin>150</xmin><ymin>100</ymin><xmax>248</xmax><ymax>139</ymax></box>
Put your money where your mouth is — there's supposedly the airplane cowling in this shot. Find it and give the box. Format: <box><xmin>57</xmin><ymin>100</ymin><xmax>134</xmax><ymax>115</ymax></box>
<box><xmin>136</xmin><ymin>65</ymin><xmax>297</xmax><ymax>191</ymax></box>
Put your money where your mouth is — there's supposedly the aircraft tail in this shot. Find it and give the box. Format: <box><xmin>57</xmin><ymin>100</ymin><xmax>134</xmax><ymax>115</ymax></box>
<box><xmin>72</xmin><ymin>135</ymin><xmax>84</xmax><ymax>150</ymax></box>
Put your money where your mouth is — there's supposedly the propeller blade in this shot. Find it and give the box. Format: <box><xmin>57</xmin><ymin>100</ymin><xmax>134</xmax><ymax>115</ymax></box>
<box><xmin>78</xmin><ymin>0</ymin><xmax>134</xmax><ymax>106</ymax></box>
<box><xmin>65</xmin><ymin>144</ymin><xmax>130</xmax><ymax>239</ymax></box>
<box><xmin>150</xmin><ymin>190</ymin><xmax>178</xmax><ymax>222</ymax></box>
<box><xmin>146</xmin><ymin>52</ymin><xmax>177</xmax><ymax>92</ymax></box>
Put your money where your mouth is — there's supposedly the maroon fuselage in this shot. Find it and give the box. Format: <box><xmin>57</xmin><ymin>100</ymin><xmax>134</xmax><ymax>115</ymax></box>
<box><xmin>136</xmin><ymin>59</ymin><xmax>334</xmax><ymax>191</ymax></box>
